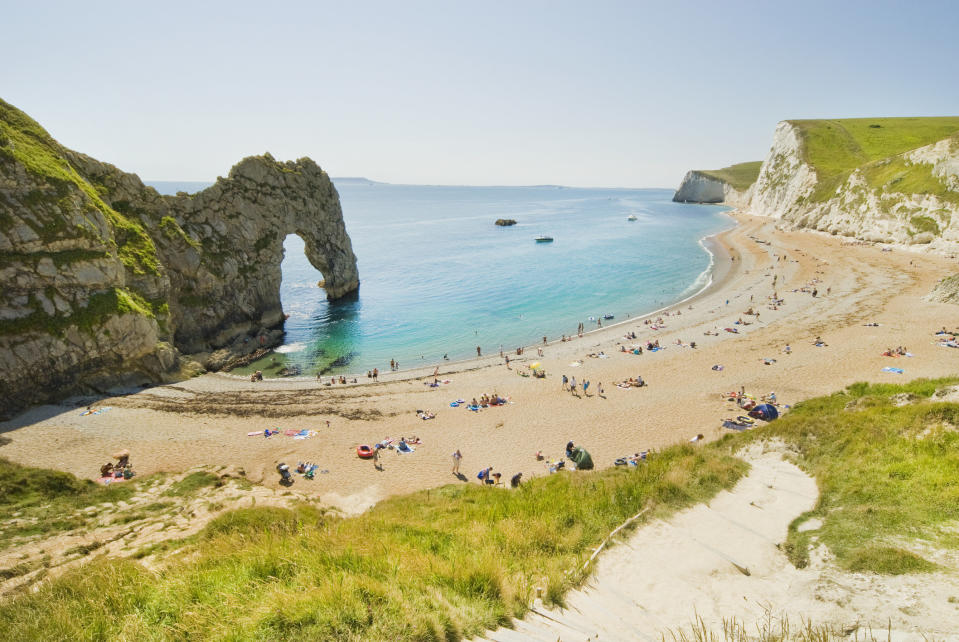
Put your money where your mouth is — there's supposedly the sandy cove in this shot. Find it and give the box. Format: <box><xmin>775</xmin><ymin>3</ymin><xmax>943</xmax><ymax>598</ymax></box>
<box><xmin>2</xmin><ymin>213</ymin><xmax>958</xmax><ymax>514</ymax></box>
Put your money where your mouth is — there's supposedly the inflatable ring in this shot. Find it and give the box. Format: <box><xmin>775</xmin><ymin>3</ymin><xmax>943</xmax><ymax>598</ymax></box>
<box><xmin>736</xmin><ymin>416</ymin><xmax>755</xmax><ymax>425</ymax></box>
<box><xmin>356</xmin><ymin>445</ymin><xmax>374</xmax><ymax>459</ymax></box>
<box><xmin>614</xmin><ymin>457</ymin><xmax>628</xmax><ymax>466</ymax></box>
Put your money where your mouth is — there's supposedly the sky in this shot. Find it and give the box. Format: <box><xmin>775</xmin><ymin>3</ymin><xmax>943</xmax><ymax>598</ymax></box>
<box><xmin>2</xmin><ymin>0</ymin><xmax>958</xmax><ymax>188</ymax></box>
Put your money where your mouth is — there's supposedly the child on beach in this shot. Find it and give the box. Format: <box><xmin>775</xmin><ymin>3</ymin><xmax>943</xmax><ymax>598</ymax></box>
<box><xmin>452</xmin><ymin>449</ymin><xmax>462</xmax><ymax>475</ymax></box>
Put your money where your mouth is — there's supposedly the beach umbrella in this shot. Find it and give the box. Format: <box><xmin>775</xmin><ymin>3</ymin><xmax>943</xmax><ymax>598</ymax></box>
<box><xmin>529</xmin><ymin>362</ymin><xmax>541</xmax><ymax>370</ymax></box>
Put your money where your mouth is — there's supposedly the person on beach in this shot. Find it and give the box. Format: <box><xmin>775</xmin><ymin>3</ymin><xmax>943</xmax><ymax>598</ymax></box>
<box><xmin>372</xmin><ymin>367</ymin><xmax>378</xmax><ymax>381</ymax></box>
<box><xmin>452</xmin><ymin>449</ymin><xmax>462</xmax><ymax>475</ymax></box>
<box><xmin>505</xmin><ymin>355</ymin><xmax>510</xmax><ymax>369</ymax></box>
<box><xmin>476</xmin><ymin>346</ymin><xmax>482</xmax><ymax>357</ymax></box>
<box><xmin>583</xmin><ymin>380</ymin><xmax>590</xmax><ymax>396</ymax></box>
<box><xmin>543</xmin><ymin>336</ymin><xmax>547</xmax><ymax>345</ymax></box>
<box><xmin>477</xmin><ymin>466</ymin><xmax>493</xmax><ymax>484</ymax></box>
<box><xmin>570</xmin><ymin>376</ymin><xmax>577</xmax><ymax>396</ymax></box>
<box><xmin>390</xmin><ymin>359</ymin><xmax>395</xmax><ymax>371</ymax></box>
<box><xmin>562</xmin><ymin>374</ymin><xmax>568</xmax><ymax>390</ymax></box>
<box><xmin>598</xmin><ymin>382</ymin><xmax>605</xmax><ymax>398</ymax></box>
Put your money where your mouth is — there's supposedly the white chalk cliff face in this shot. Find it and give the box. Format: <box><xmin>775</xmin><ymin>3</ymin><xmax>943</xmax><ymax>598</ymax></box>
<box><xmin>672</xmin><ymin>171</ymin><xmax>752</xmax><ymax>209</ymax></box>
<box><xmin>745</xmin><ymin>122</ymin><xmax>959</xmax><ymax>250</ymax></box>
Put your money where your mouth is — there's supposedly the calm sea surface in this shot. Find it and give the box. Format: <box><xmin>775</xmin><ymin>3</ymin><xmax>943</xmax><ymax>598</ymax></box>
<box><xmin>148</xmin><ymin>180</ymin><xmax>731</xmax><ymax>375</ymax></box>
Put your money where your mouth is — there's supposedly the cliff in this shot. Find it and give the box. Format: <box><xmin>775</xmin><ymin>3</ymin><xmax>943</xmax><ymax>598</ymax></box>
<box><xmin>672</xmin><ymin>161</ymin><xmax>761</xmax><ymax>208</ymax></box>
<box><xmin>746</xmin><ymin>117</ymin><xmax>959</xmax><ymax>249</ymax></box>
<box><xmin>0</xmin><ymin>98</ymin><xmax>358</xmax><ymax>415</ymax></box>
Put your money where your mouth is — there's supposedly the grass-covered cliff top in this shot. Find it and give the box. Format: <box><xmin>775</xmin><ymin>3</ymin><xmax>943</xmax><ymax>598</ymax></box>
<box><xmin>789</xmin><ymin>116</ymin><xmax>959</xmax><ymax>202</ymax></box>
<box><xmin>0</xmin><ymin>98</ymin><xmax>160</xmax><ymax>277</ymax></box>
<box><xmin>2</xmin><ymin>378</ymin><xmax>958</xmax><ymax>639</ymax></box>
<box><xmin>697</xmin><ymin>160</ymin><xmax>763</xmax><ymax>191</ymax></box>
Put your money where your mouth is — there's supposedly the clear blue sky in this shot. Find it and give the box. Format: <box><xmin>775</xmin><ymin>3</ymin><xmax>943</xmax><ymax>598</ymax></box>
<box><xmin>3</xmin><ymin>0</ymin><xmax>957</xmax><ymax>187</ymax></box>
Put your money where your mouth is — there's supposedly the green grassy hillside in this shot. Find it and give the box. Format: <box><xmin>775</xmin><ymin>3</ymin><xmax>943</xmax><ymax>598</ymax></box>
<box><xmin>0</xmin><ymin>446</ymin><xmax>744</xmax><ymax>640</ymax></box>
<box><xmin>789</xmin><ymin>117</ymin><xmax>959</xmax><ymax>202</ymax></box>
<box><xmin>3</xmin><ymin>377</ymin><xmax>959</xmax><ymax>639</ymax></box>
<box><xmin>698</xmin><ymin>161</ymin><xmax>763</xmax><ymax>191</ymax></box>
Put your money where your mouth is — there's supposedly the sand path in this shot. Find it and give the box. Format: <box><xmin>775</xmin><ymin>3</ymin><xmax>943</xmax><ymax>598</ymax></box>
<box><xmin>2</xmin><ymin>214</ymin><xmax>959</xmax><ymax>516</ymax></box>
<box><xmin>475</xmin><ymin>444</ymin><xmax>959</xmax><ymax>640</ymax></box>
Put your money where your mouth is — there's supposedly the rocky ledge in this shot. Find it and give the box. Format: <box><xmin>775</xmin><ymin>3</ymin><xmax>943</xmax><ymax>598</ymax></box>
<box><xmin>0</xmin><ymin>98</ymin><xmax>359</xmax><ymax>415</ymax></box>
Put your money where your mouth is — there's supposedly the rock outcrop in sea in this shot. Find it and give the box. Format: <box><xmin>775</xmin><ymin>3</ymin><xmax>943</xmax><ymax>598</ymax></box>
<box><xmin>0</xmin><ymin>98</ymin><xmax>359</xmax><ymax>415</ymax></box>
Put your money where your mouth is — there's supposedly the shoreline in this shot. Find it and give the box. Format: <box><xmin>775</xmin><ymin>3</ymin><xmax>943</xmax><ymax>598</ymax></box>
<box><xmin>2</xmin><ymin>213</ymin><xmax>958</xmax><ymax>517</ymax></box>
<box><xmin>232</xmin><ymin>215</ymin><xmax>739</xmax><ymax>384</ymax></box>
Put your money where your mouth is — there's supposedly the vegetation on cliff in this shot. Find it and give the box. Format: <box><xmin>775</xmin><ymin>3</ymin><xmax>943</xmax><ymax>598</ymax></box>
<box><xmin>698</xmin><ymin>160</ymin><xmax>763</xmax><ymax>191</ymax></box>
<box><xmin>0</xmin><ymin>98</ymin><xmax>161</xmax><ymax>278</ymax></box>
<box><xmin>789</xmin><ymin>117</ymin><xmax>959</xmax><ymax>202</ymax></box>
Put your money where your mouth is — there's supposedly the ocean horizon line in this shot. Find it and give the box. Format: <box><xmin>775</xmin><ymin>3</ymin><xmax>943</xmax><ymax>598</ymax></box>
<box><xmin>145</xmin><ymin>177</ymin><xmax>680</xmax><ymax>192</ymax></box>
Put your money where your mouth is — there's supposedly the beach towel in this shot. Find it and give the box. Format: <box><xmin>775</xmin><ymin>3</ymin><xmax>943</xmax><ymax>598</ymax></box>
<box><xmin>397</xmin><ymin>442</ymin><xmax>415</xmax><ymax>454</ymax></box>
<box><xmin>881</xmin><ymin>366</ymin><xmax>904</xmax><ymax>374</ymax></box>
<box><xmin>725</xmin><ymin>328</ymin><xmax>738</xmax><ymax>334</ymax></box>
<box><xmin>81</xmin><ymin>407</ymin><xmax>112</xmax><ymax>416</ymax></box>
<box><xmin>722</xmin><ymin>420</ymin><xmax>750</xmax><ymax>431</ymax></box>
<box><xmin>449</xmin><ymin>401</ymin><xmax>460</xmax><ymax>407</ymax></box>
<box><xmin>284</xmin><ymin>429</ymin><xmax>297</xmax><ymax>437</ymax></box>
<box><xmin>247</xmin><ymin>431</ymin><xmax>261</xmax><ymax>437</ymax></box>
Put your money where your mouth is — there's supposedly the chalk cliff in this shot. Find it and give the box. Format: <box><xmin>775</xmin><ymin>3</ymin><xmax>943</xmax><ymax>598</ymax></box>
<box><xmin>672</xmin><ymin>171</ymin><xmax>752</xmax><ymax>208</ymax></box>
<box><xmin>0</xmin><ymin>98</ymin><xmax>359</xmax><ymax>415</ymax></box>
<box><xmin>672</xmin><ymin>161</ymin><xmax>761</xmax><ymax>208</ymax></box>
<box><xmin>747</xmin><ymin>120</ymin><xmax>959</xmax><ymax>250</ymax></box>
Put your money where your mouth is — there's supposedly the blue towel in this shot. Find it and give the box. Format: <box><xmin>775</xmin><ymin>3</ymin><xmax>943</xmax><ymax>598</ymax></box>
<box><xmin>881</xmin><ymin>366</ymin><xmax>904</xmax><ymax>374</ymax></box>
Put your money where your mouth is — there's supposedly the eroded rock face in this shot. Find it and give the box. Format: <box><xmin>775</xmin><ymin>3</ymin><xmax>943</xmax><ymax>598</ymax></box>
<box><xmin>673</xmin><ymin>171</ymin><xmax>752</xmax><ymax>208</ymax></box>
<box><xmin>746</xmin><ymin>122</ymin><xmax>959</xmax><ymax>250</ymax></box>
<box><xmin>0</xmin><ymin>98</ymin><xmax>358</xmax><ymax>415</ymax></box>
<box><xmin>158</xmin><ymin>154</ymin><xmax>359</xmax><ymax>353</ymax></box>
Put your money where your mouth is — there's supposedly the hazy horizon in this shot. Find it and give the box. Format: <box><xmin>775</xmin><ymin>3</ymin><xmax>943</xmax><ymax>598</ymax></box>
<box><xmin>3</xmin><ymin>0</ymin><xmax>958</xmax><ymax>188</ymax></box>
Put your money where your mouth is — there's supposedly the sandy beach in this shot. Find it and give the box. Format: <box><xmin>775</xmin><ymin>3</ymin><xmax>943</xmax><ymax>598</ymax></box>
<box><xmin>2</xmin><ymin>213</ymin><xmax>958</xmax><ymax>514</ymax></box>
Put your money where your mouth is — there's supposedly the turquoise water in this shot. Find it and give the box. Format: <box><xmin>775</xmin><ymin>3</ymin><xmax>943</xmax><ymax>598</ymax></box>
<box><xmin>148</xmin><ymin>180</ymin><xmax>731</xmax><ymax>375</ymax></box>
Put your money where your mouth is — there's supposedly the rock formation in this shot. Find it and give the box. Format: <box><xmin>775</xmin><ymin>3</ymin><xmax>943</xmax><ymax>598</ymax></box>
<box><xmin>672</xmin><ymin>171</ymin><xmax>753</xmax><ymax>208</ymax></box>
<box><xmin>675</xmin><ymin>119</ymin><xmax>959</xmax><ymax>252</ymax></box>
<box><xmin>672</xmin><ymin>161</ymin><xmax>761</xmax><ymax>208</ymax></box>
<box><xmin>0</xmin><ymin>98</ymin><xmax>359</xmax><ymax>415</ymax></box>
<box><xmin>746</xmin><ymin>120</ymin><xmax>959</xmax><ymax>250</ymax></box>
<box><xmin>494</xmin><ymin>218</ymin><xmax>517</xmax><ymax>226</ymax></box>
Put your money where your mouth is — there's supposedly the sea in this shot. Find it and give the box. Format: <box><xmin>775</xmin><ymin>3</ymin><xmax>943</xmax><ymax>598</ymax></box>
<box><xmin>147</xmin><ymin>180</ymin><xmax>732</xmax><ymax>376</ymax></box>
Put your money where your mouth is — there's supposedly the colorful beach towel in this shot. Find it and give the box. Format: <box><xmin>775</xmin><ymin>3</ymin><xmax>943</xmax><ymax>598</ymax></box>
<box><xmin>881</xmin><ymin>366</ymin><xmax>904</xmax><ymax>374</ymax></box>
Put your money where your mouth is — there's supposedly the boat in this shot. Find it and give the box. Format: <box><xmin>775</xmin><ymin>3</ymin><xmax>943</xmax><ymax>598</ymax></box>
<box><xmin>535</xmin><ymin>235</ymin><xmax>554</xmax><ymax>243</ymax></box>
<box><xmin>603</xmin><ymin>314</ymin><xmax>614</xmax><ymax>320</ymax></box>
<box><xmin>627</xmin><ymin>214</ymin><xmax>638</xmax><ymax>221</ymax></box>
<box><xmin>356</xmin><ymin>445</ymin><xmax>374</xmax><ymax>459</ymax></box>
